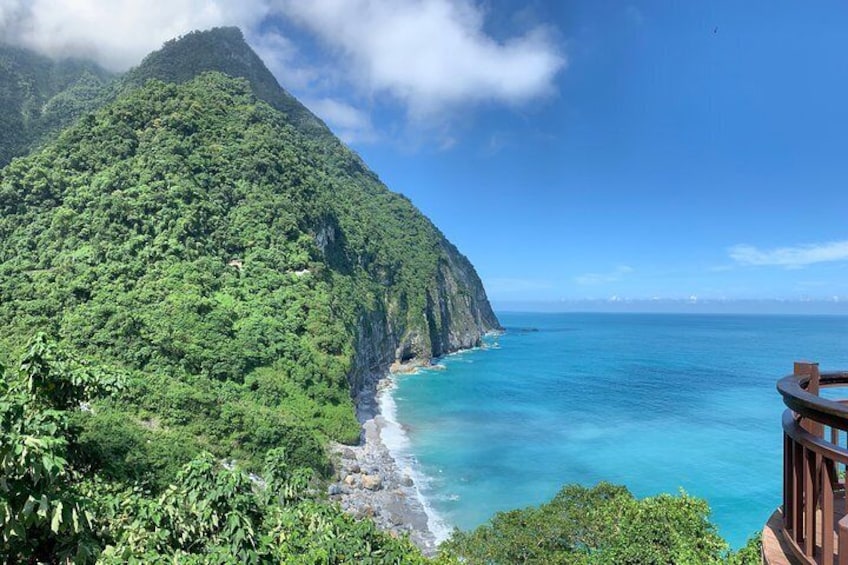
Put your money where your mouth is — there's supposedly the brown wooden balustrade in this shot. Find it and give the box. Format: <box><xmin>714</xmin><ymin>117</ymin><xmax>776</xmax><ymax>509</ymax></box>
<box><xmin>766</xmin><ymin>363</ymin><xmax>848</xmax><ymax>564</ymax></box>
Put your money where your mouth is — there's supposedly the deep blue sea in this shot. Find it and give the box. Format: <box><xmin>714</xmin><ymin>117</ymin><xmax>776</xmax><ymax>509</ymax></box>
<box><xmin>382</xmin><ymin>312</ymin><xmax>848</xmax><ymax>548</ymax></box>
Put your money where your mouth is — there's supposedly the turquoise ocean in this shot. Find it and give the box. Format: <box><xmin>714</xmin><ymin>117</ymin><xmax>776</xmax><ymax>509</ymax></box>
<box><xmin>381</xmin><ymin>312</ymin><xmax>848</xmax><ymax>548</ymax></box>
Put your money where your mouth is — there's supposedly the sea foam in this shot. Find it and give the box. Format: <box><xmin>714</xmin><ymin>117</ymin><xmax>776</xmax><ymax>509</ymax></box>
<box><xmin>377</xmin><ymin>378</ymin><xmax>454</xmax><ymax>544</ymax></box>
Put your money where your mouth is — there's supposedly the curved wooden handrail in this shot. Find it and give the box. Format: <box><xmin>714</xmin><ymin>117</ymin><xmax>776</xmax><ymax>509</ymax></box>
<box><xmin>782</xmin><ymin>409</ymin><xmax>848</xmax><ymax>465</ymax></box>
<box><xmin>774</xmin><ymin>365</ymin><xmax>848</xmax><ymax>565</ymax></box>
<box><xmin>778</xmin><ymin>371</ymin><xmax>848</xmax><ymax>431</ymax></box>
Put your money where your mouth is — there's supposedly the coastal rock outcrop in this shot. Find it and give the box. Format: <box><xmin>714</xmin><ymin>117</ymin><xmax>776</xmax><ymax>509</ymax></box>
<box><xmin>348</xmin><ymin>238</ymin><xmax>500</xmax><ymax>396</ymax></box>
<box><xmin>361</xmin><ymin>474</ymin><xmax>383</xmax><ymax>491</ymax></box>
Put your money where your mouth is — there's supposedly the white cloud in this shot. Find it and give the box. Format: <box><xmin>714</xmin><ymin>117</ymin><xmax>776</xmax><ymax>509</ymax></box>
<box><xmin>273</xmin><ymin>0</ymin><xmax>565</xmax><ymax>117</ymax></box>
<box><xmin>575</xmin><ymin>265</ymin><xmax>634</xmax><ymax>286</ymax></box>
<box><xmin>249</xmin><ymin>30</ymin><xmax>321</xmax><ymax>93</ymax></box>
<box><xmin>303</xmin><ymin>97</ymin><xmax>377</xmax><ymax>143</ymax></box>
<box><xmin>0</xmin><ymin>0</ymin><xmax>268</xmax><ymax>71</ymax></box>
<box><xmin>729</xmin><ymin>240</ymin><xmax>848</xmax><ymax>268</ymax></box>
<box><xmin>1</xmin><ymin>0</ymin><xmax>564</xmax><ymax>141</ymax></box>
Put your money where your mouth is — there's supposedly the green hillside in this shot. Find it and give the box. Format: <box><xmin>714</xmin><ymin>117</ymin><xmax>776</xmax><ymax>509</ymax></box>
<box><xmin>120</xmin><ymin>27</ymin><xmax>330</xmax><ymax>139</ymax></box>
<box><xmin>0</xmin><ymin>45</ymin><xmax>114</xmax><ymax>167</ymax></box>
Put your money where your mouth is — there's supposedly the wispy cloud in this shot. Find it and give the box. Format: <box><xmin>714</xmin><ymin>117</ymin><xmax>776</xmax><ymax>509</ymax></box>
<box><xmin>303</xmin><ymin>97</ymin><xmax>376</xmax><ymax>144</ymax></box>
<box><xmin>1</xmin><ymin>0</ymin><xmax>565</xmax><ymax>142</ymax></box>
<box><xmin>274</xmin><ymin>0</ymin><xmax>565</xmax><ymax>118</ymax></box>
<box><xmin>485</xmin><ymin>277</ymin><xmax>553</xmax><ymax>295</ymax></box>
<box><xmin>574</xmin><ymin>265</ymin><xmax>634</xmax><ymax>286</ymax></box>
<box><xmin>729</xmin><ymin>240</ymin><xmax>848</xmax><ymax>268</ymax></box>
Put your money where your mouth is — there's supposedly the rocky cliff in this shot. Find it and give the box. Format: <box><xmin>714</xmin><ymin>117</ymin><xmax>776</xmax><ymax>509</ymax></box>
<box><xmin>351</xmin><ymin>236</ymin><xmax>501</xmax><ymax>389</ymax></box>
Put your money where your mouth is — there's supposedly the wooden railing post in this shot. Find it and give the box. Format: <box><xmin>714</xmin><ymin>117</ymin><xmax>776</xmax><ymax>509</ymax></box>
<box><xmin>794</xmin><ymin>439</ymin><xmax>804</xmax><ymax>543</ymax></box>
<box><xmin>824</xmin><ymin>460</ymin><xmax>837</xmax><ymax>564</ymax></box>
<box><xmin>805</xmin><ymin>446</ymin><xmax>817</xmax><ymax>559</ymax></box>
<box><xmin>784</xmin><ymin>433</ymin><xmax>795</xmax><ymax>535</ymax></box>
<box><xmin>796</xmin><ymin>362</ymin><xmax>822</xmax><ymax>435</ymax></box>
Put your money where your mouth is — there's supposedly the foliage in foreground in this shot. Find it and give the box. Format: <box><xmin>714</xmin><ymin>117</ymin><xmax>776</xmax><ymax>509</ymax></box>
<box><xmin>440</xmin><ymin>482</ymin><xmax>762</xmax><ymax>565</ymax></box>
<box><xmin>0</xmin><ymin>334</ymin><xmax>425</xmax><ymax>563</ymax></box>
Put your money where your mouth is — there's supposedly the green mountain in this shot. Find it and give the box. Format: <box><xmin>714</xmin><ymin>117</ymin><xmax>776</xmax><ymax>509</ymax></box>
<box><xmin>0</xmin><ymin>27</ymin><xmax>498</xmax><ymax>478</ymax></box>
<box><xmin>0</xmin><ymin>44</ymin><xmax>115</xmax><ymax>167</ymax></box>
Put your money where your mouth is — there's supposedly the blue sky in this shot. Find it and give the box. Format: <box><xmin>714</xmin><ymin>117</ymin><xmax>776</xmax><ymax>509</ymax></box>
<box><xmin>340</xmin><ymin>2</ymin><xmax>848</xmax><ymax>309</ymax></box>
<box><xmin>5</xmin><ymin>1</ymin><xmax>848</xmax><ymax>311</ymax></box>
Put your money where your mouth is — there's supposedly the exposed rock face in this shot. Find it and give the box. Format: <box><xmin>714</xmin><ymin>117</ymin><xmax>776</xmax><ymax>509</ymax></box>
<box><xmin>349</xmin><ymin>238</ymin><xmax>500</xmax><ymax>394</ymax></box>
<box><xmin>424</xmin><ymin>239</ymin><xmax>502</xmax><ymax>358</ymax></box>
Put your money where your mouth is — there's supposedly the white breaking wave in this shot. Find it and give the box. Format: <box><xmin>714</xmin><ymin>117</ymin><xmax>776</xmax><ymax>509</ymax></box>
<box><xmin>377</xmin><ymin>379</ymin><xmax>454</xmax><ymax>544</ymax></box>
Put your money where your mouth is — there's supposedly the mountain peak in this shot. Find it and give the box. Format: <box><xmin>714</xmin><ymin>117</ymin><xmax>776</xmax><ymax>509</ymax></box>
<box><xmin>123</xmin><ymin>27</ymin><xmax>328</xmax><ymax>136</ymax></box>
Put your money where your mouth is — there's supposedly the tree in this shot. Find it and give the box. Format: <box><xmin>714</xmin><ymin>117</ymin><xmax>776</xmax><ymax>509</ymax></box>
<box><xmin>439</xmin><ymin>482</ymin><xmax>759</xmax><ymax>565</ymax></box>
<box><xmin>0</xmin><ymin>333</ymin><xmax>120</xmax><ymax>563</ymax></box>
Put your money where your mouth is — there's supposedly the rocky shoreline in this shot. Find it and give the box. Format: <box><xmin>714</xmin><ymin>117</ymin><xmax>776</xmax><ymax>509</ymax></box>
<box><xmin>328</xmin><ymin>366</ymin><xmax>441</xmax><ymax>556</ymax></box>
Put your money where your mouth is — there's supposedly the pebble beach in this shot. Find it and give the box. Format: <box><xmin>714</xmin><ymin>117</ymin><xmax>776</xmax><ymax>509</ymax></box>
<box><xmin>328</xmin><ymin>369</ymin><xmax>444</xmax><ymax>555</ymax></box>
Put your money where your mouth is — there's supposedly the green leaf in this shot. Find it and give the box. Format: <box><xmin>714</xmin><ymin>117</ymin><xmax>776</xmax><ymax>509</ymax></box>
<box><xmin>37</xmin><ymin>495</ymin><xmax>49</xmax><ymax>518</ymax></box>
<box><xmin>21</xmin><ymin>496</ymin><xmax>36</xmax><ymax>519</ymax></box>
<box><xmin>51</xmin><ymin>501</ymin><xmax>63</xmax><ymax>533</ymax></box>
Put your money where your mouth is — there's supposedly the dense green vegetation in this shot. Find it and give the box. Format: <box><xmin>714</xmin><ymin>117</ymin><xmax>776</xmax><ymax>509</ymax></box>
<box><xmin>0</xmin><ymin>67</ymin><xmax>497</xmax><ymax>475</ymax></box>
<box><xmin>0</xmin><ymin>45</ymin><xmax>114</xmax><ymax>167</ymax></box>
<box><xmin>0</xmin><ymin>335</ymin><xmax>760</xmax><ymax>563</ymax></box>
<box><xmin>0</xmin><ymin>336</ymin><xmax>761</xmax><ymax>563</ymax></box>
<box><xmin>440</xmin><ymin>483</ymin><xmax>762</xmax><ymax>564</ymax></box>
<box><xmin>120</xmin><ymin>28</ymin><xmax>330</xmax><ymax>139</ymax></box>
<box><xmin>1</xmin><ymin>335</ymin><xmax>425</xmax><ymax>563</ymax></box>
<box><xmin>0</xmin><ymin>29</ymin><xmax>761</xmax><ymax>563</ymax></box>
<box><xmin>0</xmin><ymin>72</ymin><xmax>362</xmax><ymax>475</ymax></box>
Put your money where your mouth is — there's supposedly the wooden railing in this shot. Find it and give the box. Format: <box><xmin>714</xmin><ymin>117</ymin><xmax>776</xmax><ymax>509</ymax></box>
<box><xmin>778</xmin><ymin>363</ymin><xmax>848</xmax><ymax>564</ymax></box>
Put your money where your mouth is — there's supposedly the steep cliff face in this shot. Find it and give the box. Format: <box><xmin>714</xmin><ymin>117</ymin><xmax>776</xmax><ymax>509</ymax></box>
<box><xmin>392</xmin><ymin>240</ymin><xmax>500</xmax><ymax>362</ymax></box>
<box><xmin>349</xmin><ymin>238</ymin><xmax>500</xmax><ymax>390</ymax></box>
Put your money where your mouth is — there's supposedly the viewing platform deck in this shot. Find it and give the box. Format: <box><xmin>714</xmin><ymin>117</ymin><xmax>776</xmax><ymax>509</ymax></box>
<box><xmin>764</xmin><ymin>363</ymin><xmax>848</xmax><ymax>565</ymax></box>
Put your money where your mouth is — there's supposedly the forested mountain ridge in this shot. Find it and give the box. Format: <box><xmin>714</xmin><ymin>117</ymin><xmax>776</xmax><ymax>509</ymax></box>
<box><xmin>0</xmin><ymin>44</ymin><xmax>115</xmax><ymax>167</ymax></box>
<box><xmin>121</xmin><ymin>27</ymin><xmax>331</xmax><ymax>140</ymax></box>
<box><xmin>120</xmin><ymin>27</ymin><xmax>501</xmax><ymax>383</ymax></box>
<box><xmin>0</xmin><ymin>25</ymin><xmax>500</xmax><ymax>389</ymax></box>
